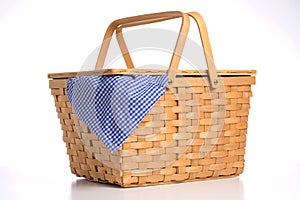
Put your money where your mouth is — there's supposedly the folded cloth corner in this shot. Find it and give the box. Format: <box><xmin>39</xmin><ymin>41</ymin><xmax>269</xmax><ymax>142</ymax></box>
<box><xmin>66</xmin><ymin>74</ymin><xmax>168</xmax><ymax>152</ymax></box>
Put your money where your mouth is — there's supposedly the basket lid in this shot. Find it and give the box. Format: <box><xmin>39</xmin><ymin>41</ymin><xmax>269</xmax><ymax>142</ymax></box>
<box><xmin>48</xmin><ymin>69</ymin><xmax>256</xmax><ymax>79</ymax></box>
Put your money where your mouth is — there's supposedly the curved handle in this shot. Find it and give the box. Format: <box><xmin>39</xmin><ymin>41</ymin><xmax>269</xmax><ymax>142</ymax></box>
<box><xmin>188</xmin><ymin>12</ymin><xmax>218</xmax><ymax>88</ymax></box>
<box><xmin>95</xmin><ymin>11</ymin><xmax>190</xmax><ymax>73</ymax></box>
<box><xmin>115</xmin><ymin>12</ymin><xmax>219</xmax><ymax>88</ymax></box>
<box><xmin>115</xmin><ymin>15</ymin><xmax>186</xmax><ymax>69</ymax></box>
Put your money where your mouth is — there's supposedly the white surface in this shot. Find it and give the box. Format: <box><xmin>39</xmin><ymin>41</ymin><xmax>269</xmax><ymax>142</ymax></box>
<box><xmin>1</xmin><ymin>0</ymin><xmax>300</xmax><ymax>199</ymax></box>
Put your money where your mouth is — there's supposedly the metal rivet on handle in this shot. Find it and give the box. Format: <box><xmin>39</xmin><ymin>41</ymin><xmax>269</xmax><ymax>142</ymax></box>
<box><xmin>213</xmin><ymin>79</ymin><xmax>218</xmax><ymax>85</ymax></box>
<box><xmin>168</xmin><ymin>79</ymin><xmax>172</xmax><ymax>84</ymax></box>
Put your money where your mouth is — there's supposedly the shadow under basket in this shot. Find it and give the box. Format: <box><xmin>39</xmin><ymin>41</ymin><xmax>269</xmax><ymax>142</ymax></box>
<box><xmin>48</xmin><ymin>69</ymin><xmax>256</xmax><ymax>187</ymax></box>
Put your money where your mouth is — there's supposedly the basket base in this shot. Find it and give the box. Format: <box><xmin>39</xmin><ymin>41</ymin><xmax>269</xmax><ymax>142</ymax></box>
<box><xmin>82</xmin><ymin>174</ymin><xmax>240</xmax><ymax>188</ymax></box>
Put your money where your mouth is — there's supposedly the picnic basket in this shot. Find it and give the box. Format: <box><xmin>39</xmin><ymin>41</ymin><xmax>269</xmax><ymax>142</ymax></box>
<box><xmin>48</xmin><ymin>11</ymin><xmax>256</xmax><ymax>187</ymax></box>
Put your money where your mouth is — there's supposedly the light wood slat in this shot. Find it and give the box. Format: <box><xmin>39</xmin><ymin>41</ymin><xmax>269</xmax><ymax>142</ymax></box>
<box><xmin>48</xmin><ymin>69</ymin><xmax>256</xmax><ymax>79</ymax></box>
<box><xmin>172</xmin><ymin>76</ymin><xmax>255</xmax><ymax>87</ymax></box>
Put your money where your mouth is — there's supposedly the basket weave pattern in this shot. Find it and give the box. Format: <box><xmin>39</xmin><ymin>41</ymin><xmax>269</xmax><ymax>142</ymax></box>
<box><xmin>49</xmin><ymin>74</ymin><xmax>254</xmax><ymax>187</ymax></box>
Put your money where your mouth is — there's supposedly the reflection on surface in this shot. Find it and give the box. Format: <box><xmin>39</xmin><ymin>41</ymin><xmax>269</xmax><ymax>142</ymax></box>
<box><xmin>70</xmin><ymin>177</ymin><xmax>244</xmax><ymax>200</ymax></box>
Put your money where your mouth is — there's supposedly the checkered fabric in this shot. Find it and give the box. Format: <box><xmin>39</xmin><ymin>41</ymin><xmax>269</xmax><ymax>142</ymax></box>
<box><xmin>66</xmin><ymin>75</ymin><xmax>168</xmax><ymax>152</ymax></box>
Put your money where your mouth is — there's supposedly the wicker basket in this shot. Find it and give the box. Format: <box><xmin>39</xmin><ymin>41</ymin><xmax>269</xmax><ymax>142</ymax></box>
<box><xmin>48</xmin><ymin>11</ymin><xmax>256</xmax><ymax>187</ymax></box>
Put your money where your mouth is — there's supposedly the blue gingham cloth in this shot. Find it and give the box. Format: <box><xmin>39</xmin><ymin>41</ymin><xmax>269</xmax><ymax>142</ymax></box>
<box><xmin>66</xmin><ymin>74</ymin><xmax>168</xmax><ymax>152</ymax></box>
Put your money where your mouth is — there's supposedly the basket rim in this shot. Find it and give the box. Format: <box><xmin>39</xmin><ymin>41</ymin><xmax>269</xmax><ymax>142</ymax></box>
<box><xmin>48</xmin><ymin>69</ymin><xmax>256</xmax><ymax>79</ymax></box>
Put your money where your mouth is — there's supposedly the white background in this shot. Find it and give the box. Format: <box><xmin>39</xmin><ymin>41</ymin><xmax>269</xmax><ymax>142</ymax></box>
<box><xmin>0</xmin><ymin>0</ymin><xmax>299</xmax><ymax>199</ymax></box>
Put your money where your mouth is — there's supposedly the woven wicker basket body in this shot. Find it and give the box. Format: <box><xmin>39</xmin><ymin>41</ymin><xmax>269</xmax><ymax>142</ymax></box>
<box><xmin>48</xmin><ymin>69</ymin><xmax>255</xmax><ymax>187</ymax></box>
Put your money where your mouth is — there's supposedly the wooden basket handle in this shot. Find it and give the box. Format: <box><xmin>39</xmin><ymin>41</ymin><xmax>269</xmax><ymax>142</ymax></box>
<box><xmin>115</xmin><ymin>12</ymin><xmax>219</xmax><ymax>88</ymax></box>
<box><xmin>95</xmin><ymin>11</ymin><xmax>190</xmax><ymax>79</ymax></box>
